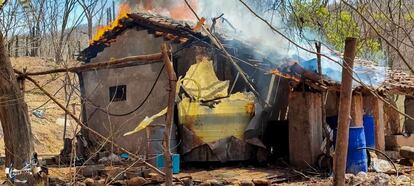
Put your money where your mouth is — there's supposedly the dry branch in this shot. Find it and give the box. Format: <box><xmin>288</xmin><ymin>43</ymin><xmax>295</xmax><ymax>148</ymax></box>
<box><xmin>17</xmin><ymin>53</ymin><xmax>163</xmax><ymax>76</ymax></box>
<box><xmin>341</xmin><ymin>0</ymin><xmax>414</xmax><ymax>74</ymax></box>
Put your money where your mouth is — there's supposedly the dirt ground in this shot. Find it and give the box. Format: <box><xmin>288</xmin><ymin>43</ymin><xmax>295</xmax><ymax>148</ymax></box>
<box><xmin>2</xmin><ymin>57</ymin><xmax>332</xmax><ymax>185</ymax></box>
<box><xmin>2</xmin><ymin>57</ymin><xmax>412</xmax><ymax>185</ymax></box>
<box><xmin>40</xmin><ymin>164</ymin><xmax>412</xmax><ymax>185</ymax></box>
<box><xmin>177</xmin><ymin>166</ymin><xmax>332</xmax><ymax>185</ymax></box>
<box><xmin>34</xmin><ymin>165</ymin><xmax>333</xmax><ymax>185</ymax></box>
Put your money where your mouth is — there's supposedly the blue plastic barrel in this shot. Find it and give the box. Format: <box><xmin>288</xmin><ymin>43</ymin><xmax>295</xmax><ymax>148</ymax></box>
<box><xmin>363</xmin><ymin>115</ymin><xmax>375</xmax><ymax>148</ymax></box>
<box><xmin>346</xmin><ymin>127</ymin><xmax>368</xmax><ymax>174</ymax></box>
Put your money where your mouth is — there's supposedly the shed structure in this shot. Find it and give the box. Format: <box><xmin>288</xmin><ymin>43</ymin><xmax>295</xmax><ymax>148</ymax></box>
<box><xmin>78</xmin><ymin>12</ymin><xmax>414</xmax><ymax>167</ymax></box>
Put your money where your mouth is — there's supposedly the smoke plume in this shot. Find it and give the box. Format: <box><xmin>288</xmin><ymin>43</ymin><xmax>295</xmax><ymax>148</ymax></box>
<box><xmin>121</xmin><ymin>0</ymin><xmax>387</xmax><ymax>87</ymax></box>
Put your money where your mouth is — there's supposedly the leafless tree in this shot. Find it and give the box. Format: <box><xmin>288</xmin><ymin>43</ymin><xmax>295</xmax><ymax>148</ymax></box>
<box><xmin>44</xmin><ymin>0</ymin><xmax>84</xmax><ymax>63</ymax></box>
<box><xmin>0</xmin><ymin>0</ymin><xmax>24</xmax><ymax>55</ymax></box>
<box><xmin>340</xmin><ymin>0</ymin><xmax>414</xmax><ymax>71</ymax></box>
<box><xmin>20</xmin><ymin>0</ymin><xmax>47</xmax><ymax>57</ymax></box>
<box><xmin>77</xmin><ymin>0</ymin><xmax>108</xmax><ymax>40</ymax></box>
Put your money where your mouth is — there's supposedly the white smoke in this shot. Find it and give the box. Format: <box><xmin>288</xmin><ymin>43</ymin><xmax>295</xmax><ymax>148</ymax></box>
<box><xmin>196</xmin><ymin>0</ymin><xmax>387</xmax><ymax>87</ymax></box>
<box><xmin>198</xmin><ymin>0</ymin><xmax>292</xmax><ymax>58</ymax></box>
<box><xmin>121</xmin><ymin>0</ymin><xmax>387</xmax><ymax>87</ymax></box>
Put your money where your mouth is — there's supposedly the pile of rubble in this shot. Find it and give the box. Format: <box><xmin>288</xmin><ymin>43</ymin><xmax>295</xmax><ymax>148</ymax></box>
<box><xmin>344</xmin><ymin>172</ymin><xmax>411</xmax><ymax>186</ymax></box>
<box><xmin>51</xmin><ymin>168</ymin><xmax>274</xmax><ymax>186</ymax></box>
<box><xmin>49</xmin><ymin>164</ymin><xmax>160</xmax><ymax>186</ymax></box>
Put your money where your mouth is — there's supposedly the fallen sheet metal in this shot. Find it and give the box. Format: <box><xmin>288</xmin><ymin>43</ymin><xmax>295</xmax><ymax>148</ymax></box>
<box><xmin>178</xmin><ymin>92</ymin><xmax>255</xmax><ymax>143</ymax></box>
<box><xmin>178</xmin><ymin>58</ymin><xmax>256</xmax><ymax>162</ymax></box>
<box><xmin>181</xmin><ymin>57</ymin><xmax>230</xmax><ymax>101</ymax></box>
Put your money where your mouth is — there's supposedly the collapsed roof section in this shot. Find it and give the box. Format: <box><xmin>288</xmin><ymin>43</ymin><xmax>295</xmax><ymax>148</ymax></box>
<box><xmin>382</xmin><ymin>70</ymin><xmax>414</xmax><ymax>95</ymax></box>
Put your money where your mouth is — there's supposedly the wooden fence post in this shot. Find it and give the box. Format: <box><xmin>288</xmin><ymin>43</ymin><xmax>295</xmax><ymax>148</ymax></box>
<box><xmin>161</xmin><ymin>43</ymin><xmax>176</xmax><ymax>186</ymax></box>
<box><xmin>333</xmin><ymin>37</ymin><xmax>357</xmax><ymax>186</ymax></box>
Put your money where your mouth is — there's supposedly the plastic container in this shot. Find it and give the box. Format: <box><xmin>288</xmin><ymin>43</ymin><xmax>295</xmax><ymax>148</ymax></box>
<box><xmin>346</xmin><ymin>127</ymin><xmax>368</xmax><ymax>174</ymax></box>
<box><xmin>155</xmin><ymin>154</ymin><xmax>180</xmax><ymax>174</ymax></box>
<box><xmin>326</xmin><ymin>116</ymin><xmax>368</xmax><ymax>173</ymax></box>
<box><xmin>363</xmin><ymin>115</ymin><xmax>375</xmax><ymax>148</ymax></box>
<box><xmin>146</xmin><ymin>125</ymin><xmax>177</xmax><ymax>165</ymax></box>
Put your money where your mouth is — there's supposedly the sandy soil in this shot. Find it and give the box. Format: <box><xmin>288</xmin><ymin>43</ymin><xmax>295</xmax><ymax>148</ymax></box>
<box><xmin>178</xmin><ymin>166</ymin><xmax>332</xmax><ymax>185</ymax></box>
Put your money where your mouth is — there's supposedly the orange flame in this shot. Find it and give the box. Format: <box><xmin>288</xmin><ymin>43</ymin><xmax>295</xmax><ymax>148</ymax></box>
<box><xmin>90</xmin><ymin>1</ymin><xmax>200</xmax><ymax>44</ymax></box>
<box><xmin>270</xmin><ymin>69</ymin><xmax>301</xmax><ymax>82</ymax></box>
<box><xmin>90</xmin><ymin>3</ymin><xmax>131</xmax><ymax>44</ymax></box>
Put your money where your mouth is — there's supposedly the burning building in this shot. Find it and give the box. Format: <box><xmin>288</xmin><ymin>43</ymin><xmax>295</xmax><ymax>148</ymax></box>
<box><xmin>78</xmin><ymin>11</ymin><xmax>270</xmax><ymax>163</ymax></box>
<box><xmin>77</xmin><ymin>6</ymin><xmax>414</xmax><ymax>169</ymax></box>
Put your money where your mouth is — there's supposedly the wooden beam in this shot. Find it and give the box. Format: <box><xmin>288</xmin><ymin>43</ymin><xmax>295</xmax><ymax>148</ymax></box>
<box><xmin>386</xmin><ymin>135</ymin><xmax>414</xmax><ymax>150</ymax></box>
<box><xmin>351</xmin><ymin>93</ymin><xmax>364</xmax><ymax>127</ymax></box>
<box><xmin>326</xmin><ymin>91</ymin><xmax>339</xmax><ymax>116</ymax></box>
<box><xmin>289</xmin><ymin>62</ymin><xmax>321</xmax><ymax>82</ymax></box>
<box><xmin>15</xmin><ymin>53</ymin><xmax>163</xmax><ymax>76</ymax></box>
<box><xmin>334</xmin><ymin>37</ymin><xmax>357</xmax><ymax>186</ymax></box>
<box><xmin>374</xmin><ymin>98</ymin><xmax>385</xmax><ymax>151</ymax></box>
<box><xmin>289</xmin><ymin>91</ymin><xmax>322</xmax><ymax>168</ymax></box>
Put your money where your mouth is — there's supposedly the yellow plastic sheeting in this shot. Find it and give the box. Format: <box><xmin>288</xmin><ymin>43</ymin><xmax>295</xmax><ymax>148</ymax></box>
<box><xmin>123</xmin><ymin>107</ymin><xmax>167</xmax><ymax>136</ymax></box>
<box><xmin>182</xmin><ymin>57</ymin><xmax>229</xmax><ymax>101</ymax></box>
<box><xmin>178</xmin><ymin>92</ymin><xmax>255</xmax><ymax>143</ymax></box>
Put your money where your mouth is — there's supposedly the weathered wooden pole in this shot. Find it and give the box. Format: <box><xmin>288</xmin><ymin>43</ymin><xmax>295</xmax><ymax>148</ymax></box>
<box><xmin>373</xmin><ymin>99</ymin><xmax>385</xmax><ymax>151</ymax></box>
<box><xmin>161</xmin><ymin>43</ymin><xmax>176</xmax><ymax>186</ymax></box>
<box><xmin>333</xmin><ymin>37</ymin><xmax>357</xmax><ymax>186</ymax></box>
<box><xmin>316</xmin><ymin>42</ymin><xmax>331</xmax><ymax>154</ymax></box>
